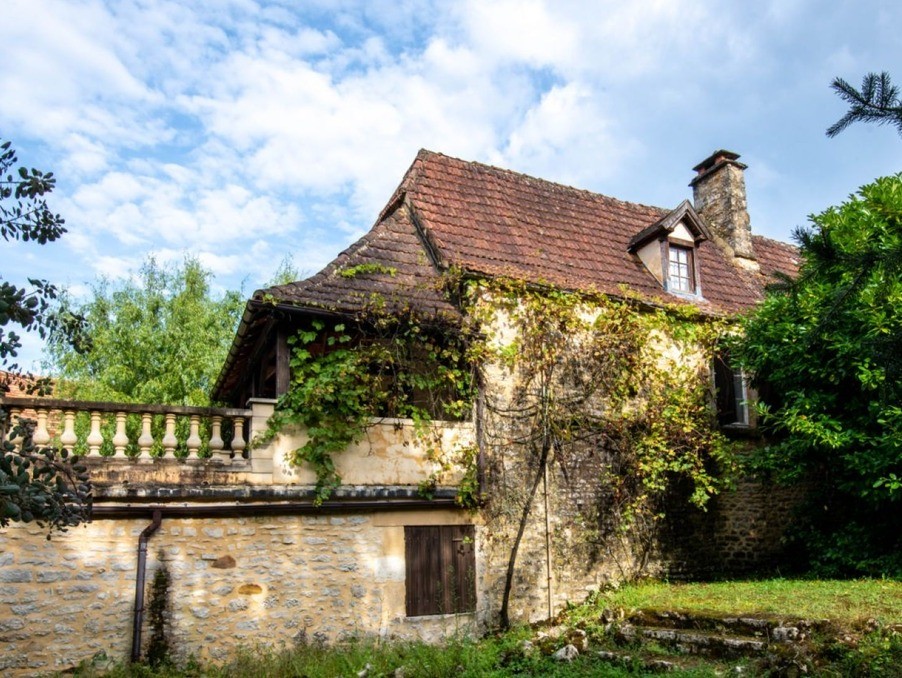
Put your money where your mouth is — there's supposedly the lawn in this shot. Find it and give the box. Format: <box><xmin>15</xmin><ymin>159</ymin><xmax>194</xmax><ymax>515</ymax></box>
<box><xmin>589</xmin><ymin>578</ymin><xmax>902</xmax><ymax>625</ymax></box>
<box><xmin>72</xmin><ymin>579</ymin><xmax>902</xmax><ymax>678</ymax></box>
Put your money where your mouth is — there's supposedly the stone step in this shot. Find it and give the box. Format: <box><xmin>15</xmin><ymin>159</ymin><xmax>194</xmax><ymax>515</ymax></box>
<box><xmin>623</xmin><ymin>609</ymin><xmax>830</xmax><ymax>641</ymax></box>
<box><xmin>617</xmin><ymin>623</ymin><xmax>768</xmax><ymax>659</ymax></box>
<box><xmin>596</xmin><ymin>649</ymin><xmax>688</xmax><ymax>673</ymax></box>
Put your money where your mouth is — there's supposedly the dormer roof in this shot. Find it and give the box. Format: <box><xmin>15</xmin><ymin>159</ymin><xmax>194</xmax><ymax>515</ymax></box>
<box><xmin>627</xmin><ymin>200</ymin><xmax>712</xmax><ymax>252</ymax></box>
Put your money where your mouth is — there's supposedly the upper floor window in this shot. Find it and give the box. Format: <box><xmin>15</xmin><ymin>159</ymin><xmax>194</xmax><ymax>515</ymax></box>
<box><xmin>668</xmin><ymin>244</ymin><xmax>695</xmax><ymax>294</ymax></box>
<box><xmin>627</xmin><ymin>200</ymin><xmax>709</xmax><ymax>299</ymax></box>
<box><xmin>713</xmin><ymin>354</ymin><xmax>749</xmax><ymax>427</ymax></box>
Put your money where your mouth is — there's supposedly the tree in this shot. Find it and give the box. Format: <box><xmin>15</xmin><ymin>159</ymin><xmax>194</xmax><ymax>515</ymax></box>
<box><xmin>827</xmin><ymin>72</ymin><xmax>902</xmax><ymax>138</ymax></box>
<box><xmin>46</xmin><ymin>257</ymin><xmax>244</xmax><ymax>406</ymax></box>
<box><xmin>1</xmin><ymin>139</ymin><xmax>88</xmax><ymax>388</ymax></box>
<box><xmin>735</xmin><ymin>174</ymin><xmax>902</xmax><ymax>576</ymax></box>
<box><xmin>1</xmin><ymin>137</ymin><xmax>91</xmax><ymax>532</ymax></box>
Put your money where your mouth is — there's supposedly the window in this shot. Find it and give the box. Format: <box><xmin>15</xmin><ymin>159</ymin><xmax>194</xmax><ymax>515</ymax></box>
<box><xmin>713</xmin><ymin>354</ymin><xmax>749</xmax><ymax>426</ymax></box>
<box><xmin>405</xmin><ymin>525</ymin><xmax>476</xmax><ymax>616</ymax></box>
<box><xmin>668</xmin><ymin>244</ymin><xmax>695</xmax><ymax>294</ymax></box>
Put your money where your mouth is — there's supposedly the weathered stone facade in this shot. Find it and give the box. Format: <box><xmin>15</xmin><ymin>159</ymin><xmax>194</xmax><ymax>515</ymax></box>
<box><xmin>0</xmin><ymin>147</ymin><xmax>807</xmax><ymax>673</ymax></box>
<box><xmin>662</xmin><ymin>471</ymin><xmax>809</xmax><ymax>578</ymax></box>
<box><xmin>0</xmin><ymin>508</ymin><xmax>486</xmax><ymax>675</ymax></box>
<box><xmin>691</xmin><ymin>151</ymin><xmax>757</xmax><ymax>264</ymax></box>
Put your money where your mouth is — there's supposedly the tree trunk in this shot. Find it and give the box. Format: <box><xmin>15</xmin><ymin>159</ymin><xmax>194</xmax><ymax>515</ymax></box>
<box><xmin>499</xmin><ymin>436</ymin><xmax>551</xmax><ymax>629</ymax></box>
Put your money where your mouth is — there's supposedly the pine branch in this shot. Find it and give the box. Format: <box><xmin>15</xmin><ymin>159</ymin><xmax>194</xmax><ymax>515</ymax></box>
<box><xmin>827</xmin><ymin>72</ymin><xmax>902</xmax><ymax>137</ymax></box>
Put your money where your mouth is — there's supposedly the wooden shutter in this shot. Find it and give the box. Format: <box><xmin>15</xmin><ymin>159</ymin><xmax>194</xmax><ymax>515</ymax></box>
<box><xmin>447</xmin><ymin>524</ymin><xmax>476</xmax><ymax>613</ymax></box>
<box><xmin>405</xmin><ymin>525</ymin><xmax>441</xmax><ymax>617</ymax></box>
<box><xmin>405</xmin><ymin>525</ymin><xmax>476</xmax><ymax>617</ymax></box>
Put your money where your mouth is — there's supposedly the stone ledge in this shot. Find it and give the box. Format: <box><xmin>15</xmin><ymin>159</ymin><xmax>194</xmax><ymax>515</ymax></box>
<box><xmin>95</xmin><ymin>484</ymin><xmax>459</xmax><ymax>501</ymax></box>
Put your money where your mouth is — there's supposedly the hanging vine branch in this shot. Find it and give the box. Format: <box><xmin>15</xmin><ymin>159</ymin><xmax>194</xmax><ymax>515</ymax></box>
<box><xmin>262</xmin><ymin>309</ymin><xmax>475</xmax><ymax>504</ymax></box>
<box><xmin>463</xmin><ymin>279</ymin><xmax>735</xmax><ymax>627</ymax></box>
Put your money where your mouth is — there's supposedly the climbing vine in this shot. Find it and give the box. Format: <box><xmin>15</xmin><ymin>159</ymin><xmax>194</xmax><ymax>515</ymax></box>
<box><xmin>263</xmin><ymin>310</ymin><xmax>474</xmax><ymax>504</ymax></box>
<box><xmin>265</xmin><ymin>272</ymin><xmax>736</xmax><ymax>622</ymax></box>
<box><xmin>461</xmin><ymin>278</ymin><xmax>735</xmax><ymax>626</ymax></box>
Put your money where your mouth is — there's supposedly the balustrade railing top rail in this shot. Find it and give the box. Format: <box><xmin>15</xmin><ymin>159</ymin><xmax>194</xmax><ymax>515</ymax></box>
<box><xmin>1</xmin><ymin>396</ymin><xmax>252</xmax><ymax>464</ymax></box>
<box><xmin>0</xmin><ymin>397</ymin><xmax>250</xmax><ymax>418</ymax></box>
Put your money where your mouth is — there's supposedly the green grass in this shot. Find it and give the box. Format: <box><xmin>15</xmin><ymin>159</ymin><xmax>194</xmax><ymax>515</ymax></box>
<box><xmin>73</xmin><ymin>632</ymin><xmax>734</xmax><ymax>678</ymax></box>
<box><xmin>584</xmin><ymin>578</ymin><xmax>902</xmax><ymax>625</ymax></box>
<box><xmin>71</xmin><ymin>579</ymin><xmax>902</xmax><ymax>678</ymax></box>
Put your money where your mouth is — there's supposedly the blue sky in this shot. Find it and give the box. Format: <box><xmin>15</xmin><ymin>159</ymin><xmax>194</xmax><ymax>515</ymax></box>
<box><xmin>2</xmin><ymin>0</ymin><xmax>900</xmax><ymax>369</ymax></box>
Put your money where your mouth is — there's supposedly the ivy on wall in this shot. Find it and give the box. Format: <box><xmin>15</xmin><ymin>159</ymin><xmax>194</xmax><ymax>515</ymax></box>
<box><xmin>463</xmin><ymin>279</ymin><xmax>734</xmax><ymax>625</ymax></box>
<box><xmin>263</xmin><ymin>310</ymin><xmax>473</xmax><ymax>504</ymax></box>
<box><xmin>265</xmin><ymin>273</ymin><xmax>736</xmax><ymax>611</ymax></box>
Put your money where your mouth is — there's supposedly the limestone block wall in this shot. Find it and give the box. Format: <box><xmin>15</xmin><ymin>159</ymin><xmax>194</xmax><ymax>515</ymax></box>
<box><xmin>0</xmin><ymin>508</ymin><xmax>485</xmax><ymax>675</ymax></box>
<box><xmin>268</xmin><ymin>419</ymin><xmax>474</xmax><ymax>487</ymax></box>
<box><xmin>662</xmin><ymin>473</ymin><xmax>808</xmax><ymax>578</ymax></box>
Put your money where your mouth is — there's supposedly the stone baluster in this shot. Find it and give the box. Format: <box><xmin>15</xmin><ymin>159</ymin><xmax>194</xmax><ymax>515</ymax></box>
<box><xmin>161</xmin><ymin>413</ymin><xmax>178</xmax><ymax>457</ymax></box>
<box><xmin>113</xmin><ymin>411</ymin><xmax>129</xmax><ymax>458</ymax></box>
<box><xmin>6</xmin><ymin>408</ymin><xmax>24</xmax><ymax>446</ymax></box>
<box><xmin>186</xmin><ymin>415</ymin><xmax>202</xmax><ymax>459</ymax></box>
<box><xmin>209</xmin><ymin>415</ymin><xmax>228</xmax><ymax>463</ymax></box>
<box><xmin>138</xmin><ymin>413</ymin><xmax>154</xmax><ymax>460</ymax></box>
<box><xmin>60</xmin><ymin>410</ymin><xmax>78</xmax><ymax>450</ymax></box>
<box><xmin>33</xmin><ymin>409</ymin><xmax>51</xmax><ymax>446</ymax></box>
<box><xmin>231</xmin><ymin>416</ymin><xmax>247</xmax><ymax>460</ymax></box>
<box><xmin>87</xmin><ymin>411</ymin><xmax>104</xmax><ymax>457</ymax></box>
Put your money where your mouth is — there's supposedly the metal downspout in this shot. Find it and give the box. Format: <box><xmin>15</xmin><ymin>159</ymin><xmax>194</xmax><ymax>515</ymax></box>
<box><xmin>131</xmin><ymin>509</ymin><xmax>162</xmax><ymax>663</ymax></box>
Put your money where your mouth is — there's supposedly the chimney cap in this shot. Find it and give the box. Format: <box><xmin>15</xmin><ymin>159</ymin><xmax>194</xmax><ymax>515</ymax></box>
<box><xmin>691</xmin><ymin>150</ymin><xmax>747</xmax><ymax>184</ymax></box>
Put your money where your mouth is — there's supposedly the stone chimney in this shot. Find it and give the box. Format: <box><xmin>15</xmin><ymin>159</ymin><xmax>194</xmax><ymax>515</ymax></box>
<box><xmin>690</xmin><ymin>150</ymin><xmax>757</xmax><ymax>267</ymax></box>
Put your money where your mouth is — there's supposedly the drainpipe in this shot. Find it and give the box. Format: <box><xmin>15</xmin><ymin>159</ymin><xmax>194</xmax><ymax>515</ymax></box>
<box><xmin>131</xmin><ymin>509</ymin><xmax>162</xmax><ymax>663</ymax></box>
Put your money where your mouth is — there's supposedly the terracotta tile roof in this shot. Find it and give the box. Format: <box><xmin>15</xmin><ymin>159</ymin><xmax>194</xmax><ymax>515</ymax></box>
<box><xmin>397</xmin><ymin>150</ymin><xmax>797</xmax><ymax>314</ymax></box>
<box><xmin>256</xmin><ymin>206</ymin><xmax>457</xmax><ymax>320</ymax></box>
<box><xmin>258</xmin><ymin>149</ymin><xmax>798</xmax><ymax>316</ymax></box>
<box><xmin>752</xmin><ymin>235</ymin><xmax>800</xmax><ymax>283</ymax></box>
<box><xmin>214</xmin><ymin>149</ymin><xmax>799</xmax><ymax>402</ymax></box>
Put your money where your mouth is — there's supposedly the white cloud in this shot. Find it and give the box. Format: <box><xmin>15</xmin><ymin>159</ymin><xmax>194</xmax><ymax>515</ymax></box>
<box><xmin>499</xmin><ymin>82</ymin><xmax>640</xmax><ymax>186</ymax></box>
<box><xmin>3</xmin><ymin>0</ymin><xmax>901</xmax><ymax>373</ymax></box>
<box><xmin>457</xmin><ymin>0</ymin><xmax>579</xmax><ymax>69</ymax></box>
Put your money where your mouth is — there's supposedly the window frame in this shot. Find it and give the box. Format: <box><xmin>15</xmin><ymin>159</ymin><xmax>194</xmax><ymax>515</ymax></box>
<box><xmin>665</xmin><ymin>241</ymin><xmax>697</xmax><ymax>295</ymax></box>
<box><xmin>404</xmin><ymin>524</ymin><xmax>476</xmax><ymax>617</ymax></box>
<box><xmin>712</xmin><ymin>353</ymin><xmax>750</xmax><ymax>427</ymax></box>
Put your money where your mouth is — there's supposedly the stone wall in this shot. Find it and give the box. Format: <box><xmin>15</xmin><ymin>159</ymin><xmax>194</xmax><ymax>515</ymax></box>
<box><xmin>662</xmin><ymin>472</ymin><xmax>808</xmax><ymax>578</ymax></box>
<box><xmin>0</xmin><ymin>508</ymin><xmax>485</xmax><ymax>675</ymax></box>
<box><xmin>477</xmin><ymin>444</ymin><xmax>807</xmax><ymax>628</ymax></box>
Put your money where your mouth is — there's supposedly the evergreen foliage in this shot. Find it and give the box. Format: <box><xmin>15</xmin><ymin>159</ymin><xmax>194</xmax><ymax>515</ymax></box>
<box><xmin>145</xmin><ymin>564</ymin><xmax>172</xmax><ymax>668</ymax></box>
<box><xmin>827</xmin><ymin>71</ymin><xmax>902</xmax><ymax>138</ymax></box>
<box><xmin>735</xmin><ymin>174</ymin><xmax>902</xmax><ymax>576</ymax></box>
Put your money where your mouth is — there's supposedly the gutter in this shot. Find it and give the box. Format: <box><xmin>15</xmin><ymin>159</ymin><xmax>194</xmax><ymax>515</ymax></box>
<box><xmin>131</xmin><ymin>509</ymin><xmax>162</xmax><ymax>663</ymax></box>
<box><xmin>95</xmin><ymin>497</ymin><xmax>459</xmax><ymax>519</ymax></box>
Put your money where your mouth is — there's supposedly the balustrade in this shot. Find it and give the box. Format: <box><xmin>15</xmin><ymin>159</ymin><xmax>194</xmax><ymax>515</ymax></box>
<box><xmin>0</xmin><ymin>397</ymin><xmax>251</xmax><ymax>465</ymax></box>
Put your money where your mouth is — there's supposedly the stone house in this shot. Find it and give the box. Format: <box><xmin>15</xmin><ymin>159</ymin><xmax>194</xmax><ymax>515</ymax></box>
<box><xmin>0</xmin><ymin>149</ymin><xmax>799</xmax><ymax>674</ymax></box>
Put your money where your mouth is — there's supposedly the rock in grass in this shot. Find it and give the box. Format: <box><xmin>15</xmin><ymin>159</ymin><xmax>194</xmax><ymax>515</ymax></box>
<box><xmin>565</xmin><ymin>628</ymin><xmax>588</xmax><ymax>651</ymax></box>
<box><xmin>552</xmin><ymin>644</ymin><xmax>579</xmax><ymax>662</ymax></box>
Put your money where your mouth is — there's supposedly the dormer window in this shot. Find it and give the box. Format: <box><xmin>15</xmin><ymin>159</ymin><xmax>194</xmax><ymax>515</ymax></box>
<box><xmin>627</xmin><ymin>200</ymin><xmax>711</xmax><ymax>299</ymax></box>
<box><xmin>668</xmin><ymin>244</ymin><xmax>695</xmax><ymax>294</ymax></box>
